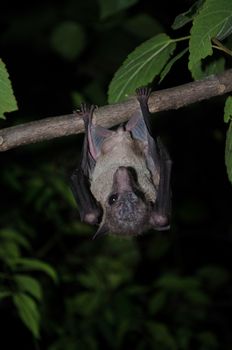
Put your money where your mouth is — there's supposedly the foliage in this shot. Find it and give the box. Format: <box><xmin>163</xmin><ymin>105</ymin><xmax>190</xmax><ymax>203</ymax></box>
<box><xmin>109</xmin><ymin>0</ymin><xmax>232</xmax><ymax>102</ymax></box>
<box><xmin>0</xmin><ymin>228</ymin><xmax>57</xmax><ymax>338</ymax></box>
<box><xmin>0</xmin><ymin>59</ymin><xmax>18</xmax><ymax>118</ymax></box>
<box><xmin>108</xmin><ymin>33</ymin><xmax>176</xmax><ymax>103</ymax></box>
<box><xmin>1</xmin><ymin>0</ymin><xmax>232</xmax><ymax>349</ymax></box>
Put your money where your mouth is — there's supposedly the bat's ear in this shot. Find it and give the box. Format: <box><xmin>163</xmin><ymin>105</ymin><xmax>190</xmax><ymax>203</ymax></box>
<box><xmin>149</xmin><ymin>213</ymin><xmax>170</xmax><ymax>231</ymax></box>
<box><xmin>92</xmin><ymin>222</ymin><xmax>109</xmax><ymax>240</ymax></box>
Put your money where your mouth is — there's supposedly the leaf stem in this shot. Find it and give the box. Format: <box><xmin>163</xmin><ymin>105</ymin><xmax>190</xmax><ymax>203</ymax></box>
<box><xmin>173</xmin><ymin>36</ymin><xmax>190</xmax><ymax>43</ymax></box>
<box><xmin>212</xmin><ymin>38</ymin><xmax>232</xmax><ymax>57</ymax></box>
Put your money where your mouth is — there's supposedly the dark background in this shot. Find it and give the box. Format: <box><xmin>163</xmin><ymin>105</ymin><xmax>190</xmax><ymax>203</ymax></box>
<box><xmin>1</xmin><ymin>0</ymin><xmax>232</xmax><ymax>349</ymax></box>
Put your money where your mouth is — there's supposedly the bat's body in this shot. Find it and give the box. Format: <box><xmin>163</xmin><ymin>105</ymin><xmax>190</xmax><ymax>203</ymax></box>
<box><xmin>91</xmin><ymin>129</ymin><xmax>157</xmax><ymax>205</ymax></box>
<box><xmin>70</xmin><ymin>88</ymin><xmax>171</xmax><ymax>238</ymax></box>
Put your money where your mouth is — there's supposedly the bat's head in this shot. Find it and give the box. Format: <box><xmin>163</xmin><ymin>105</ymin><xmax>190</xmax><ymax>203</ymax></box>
<box><xmin>94</xmin><ymin>166</ymin><xmax>151</xmax><ymax>238</ymax></box>
<box><xmin>93</xmin><ymin>166</ymin><xmax>170</xmax><ymax>239</ymax></box>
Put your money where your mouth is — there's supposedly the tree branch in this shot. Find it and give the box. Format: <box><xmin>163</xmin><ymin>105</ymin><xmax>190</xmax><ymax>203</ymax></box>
<box><xmin>1</xmin><ymin>69</ymin><xmax>232</xmax><ymax>152</ymax></box>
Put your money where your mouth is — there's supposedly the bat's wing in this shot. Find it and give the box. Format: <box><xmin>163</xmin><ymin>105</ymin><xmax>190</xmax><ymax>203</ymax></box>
<box><xmin>126</xmin><ymin>87</ymin><xmax>171</xmax><ymax>230</ymax></box>
<box><xmin>150</xmin><ymin>138</ymin><xmax>171</xmax><ymax>230</ymax></box>
<box><xmin>71</xmin><ymin>104</ymin><xmax>113</xmax><ymax>226</ymax></box>
<box><xmin>70</xmin><ymin>168</ymin><xmax>102</xmax><ymax>225</ymax></box>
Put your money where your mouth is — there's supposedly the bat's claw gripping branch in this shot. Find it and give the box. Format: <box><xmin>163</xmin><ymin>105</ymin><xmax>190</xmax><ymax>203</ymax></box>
<box><xmin>74</xmin><ymin>104</ymin><xmax>97</xmax><ymax>130</ymax></box>
<box><xmin>136</xmin><ymin>86</ymin><xmax>151</xmax><ymax>103</ymax></box>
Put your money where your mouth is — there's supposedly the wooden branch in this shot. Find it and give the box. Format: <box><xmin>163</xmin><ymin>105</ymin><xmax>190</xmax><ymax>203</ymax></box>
<box><xmin>1</xmin><ymin>69</ymin><xmax>232</xmax><ymax>152</ymax></box>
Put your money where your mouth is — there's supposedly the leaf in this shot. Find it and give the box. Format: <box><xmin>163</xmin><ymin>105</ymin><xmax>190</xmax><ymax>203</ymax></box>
<box><xmin>68</xmin><ymin>292</ymin><xmax>100</xmax><ymax>316</ymax></box>
<box><xmin>108</xmin><ymin>33</ymin><xmax>176</xmax><ymax>103</ymax></box>
<box><xmin>13</xmin><ymin>258</ymin><xmax>58</xmax><ymax>283</ymax></box>
<box><xmin>146</xmin><ymin>322</ymin><xmax>177</xmax><ymax>349</ymax></box>
<box><xmin>50</xmin><ymin>21</ymin><xmax>86</xmax><ymax>61</ymax></box>
<box><xmin>0</xmin><ymin>241</ymin><xmax>20</xmax><ymax>260</ymax></box>
<box><xmin>172</xmin><ymin>0</ymin><xmax>204</xmax><ymax>30</ymax></box>
<box><xmin>189</xmin><ymin>0</ymin><xmax>232</xmax><ymax>79</ymax></box>
<box><xmin>159</xmin><ymin>47</ymin><xmax>188</xmax><ymax>82</ymax></box>
<box><xmin>0</xmin><ymin>228</ymin><xmax>30</xmax><ymax>250</ymax></box>
<box><xmin>185</xmin><ymin>289</ymin><xmax>210</xmax><ymax>305</ymax></box>
<box><xmin>155</xmin><ymin>274</ymin><xmax>200</xmax><ymax>291</ymax></box>
<box><xmin>52</xmin><ymin>177</ymin><xmax>76</xmax><ymax>206</ymax></box>
<box><xmin>0</xmin><ymin>291</ymin><xmax>12</xmax><ymax>299</ymax></box>
<box><xmin>224</xmin><ymin>96</ymin><xmax>232</xmax><ymax>123</ymax></box>
<box><xmin>197</xmin><ymin>265</ymin><xmax>230</xmax><ymax>289</ymax></box>
<box><xmin>15</xmin><ymin>275</ymin><xmax>43</xmax><ymax>301</ymax></box>
<box><xmin>176</xmin><ymin>328</ymin><xmax>192</xmax><ymax>349</ymax></box>
<box><xmin>0</xmin><ymin>58</ymin><xmax>18</xmax><ymax>118</ymax></box>
<box><xmin>204</xmin><ymin>57</ymin><xmax>225</xmax><ymax>76</ymax></box>
<box><xmin>225</xmin><ymin>120</ymin><xmax>232</xmax><ymax>184</ymax></box>
<box><xmin>197</xmin><ymin>331</ymin><xmax>218</xmax><ymax>349</ymax></box>
<box><xmin>71</xmin><ymin>91</ymin><xmax>85</xmax><ymax>108</ymax></box>
<box><xmin>98</xmin><ymin>0</ymin><xmax>138</xmax><ymax>19</ymax></box>
<box><xmin>149</xmin><ymin>291</ymin><xmax>166</xmax><ymax>314</ymax></box>
<box><xmin>13</xmin><ymin>293</ymin><xmax>40</xmax><ymax>339</ymax></box>
<box><xmin>123</xmin><ymin>13</ymin><xmax>164</xmax><ymax>38</ymax></box>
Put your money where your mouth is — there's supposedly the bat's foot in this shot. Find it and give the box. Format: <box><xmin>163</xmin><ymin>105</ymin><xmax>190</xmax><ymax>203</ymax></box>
<box><xmin>74</xmin><ymin>103</ymin><xmax>96</xmax><ymax>116</ymax></box>
<box><xmin>136</xmin><ymin>86</ymin><xmax>151</xmax><ymax>102</ymax></box>
<box><xmin>74</xmin><ymin>104</ymin><xmax>96</xmax><ymax>130</ymax></box>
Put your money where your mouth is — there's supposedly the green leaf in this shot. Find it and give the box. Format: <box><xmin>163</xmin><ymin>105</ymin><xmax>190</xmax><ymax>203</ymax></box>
<box><xmin>159</xmin><ymin>47</ymin><xmax>188</xmax><ymax>82</ymax></box>
<box><xmin>0</xmin><ymin>228</ymin><xmax>30</xmax><ymax>250</ymax></box>
<box><xmin>149</xmin><ymin>291</ymin><xmax>166</xmax><ymax>314</ymax></box>
<box><xmin>185</xmin><ymin>289</ymin><xmax>210</xmax><ymax>305</ymax></box>
<box><xmin>0</xmin><ymin>241</ymin><xmax>20</xmax><ymax>260</ymax></box>
<box><xmin>197</xmin><ymin>265</ymin><xmax>230</xmax><ymax>289</ymax></box>
<box><xmin>176</xmin><ymin>328</ymin><xmax>192</xmax><ymax>349</ymax></box>
<box><xmin>224</xmin><ymin>96</ymin><xmax>232</xmax><ymax>123</ymax></box>
<box><xmin>124</xmin><ymin>13</ymin><xmax>164</xmax><ymax>38</ymax></box>
<box><xmin>172</xmin><ymin>0</ymin><xmax>204</xmax><ymax>30</ymax></box>
<box><xmin>146</xmin><ymin>322</ymin><xmax>177</xmax><ymax>349</ymax></box>
<box><xmin>155</xmin><ymin>274</ymin><xmax>200</xmax><ymax>291</ymax></box>
<box><xmin>189</xmin><ymin>0</ymin><xmax>232</xmax><ymax>79</ymax></box>
<box><xmin>197</xmin><ymin>331</ymin><xmax>218</xmax><ymax>349</ymax></box>
<box><xmin>68</xmin><ymin>292</ymin><xmax>100</xmax><ymax>316</ymax></box>
<box><xmin>13</xmin><ymin>258</ymin><xmax>58</xmax><ymax>283</ymax></box>
<box><xmin>0</xmin><ymin>291</ymin><xmax>12</xmax><ymax>299</ymax></box>
<box><xmin>225</xmin><ymin>120</ymin><xmax>232</xmax><ymax>184</ymax></box>
<box><xmin>13</xmin><ymin>293</ymin><xmax>40</xmax><ymax>339</ymax></box>
<box><xmin>50</xmin><ymin>21</ymin><xmax>86</xmax><ymax>61</ymax></box>
<box><xmin>98</xmin><ymin>0</ymin><xmax>138</xmax><ymax>19</ymax></box>
<box><xmin>108</xmin><ymin>33</ymin><xmax>176</xmax><ymax>103</ymax></box>
<box><xmin>0</xmin><ymin>58</ymin><xmax>18</xmax><ymax>119</ymax></box>
<box><xmin>204</xmin><ymin>57</ymin><xmax>225</xmax><ymax>76</ymax></box>
<box><xmin>15</xmin><ymin>275</ymin><xmax>43</xmax><ymax>301</ymax></box>
<box><xmin>71</xmin><ymin>91</ymin><xmax>85</xmax><ymax>109</ymax></box>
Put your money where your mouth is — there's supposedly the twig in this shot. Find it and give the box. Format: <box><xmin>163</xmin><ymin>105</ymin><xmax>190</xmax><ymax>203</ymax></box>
<box><xmin>1</xmin><ymin>69</ymin><xmax>232</xmax><ymax>152</ymax></box>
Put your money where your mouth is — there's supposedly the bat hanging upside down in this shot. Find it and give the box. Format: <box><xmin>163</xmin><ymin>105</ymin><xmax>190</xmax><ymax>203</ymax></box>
<box><xmin>70</xmin><ymin>87</ymin><xmax>172</xmax><ymax>239</ymax></box>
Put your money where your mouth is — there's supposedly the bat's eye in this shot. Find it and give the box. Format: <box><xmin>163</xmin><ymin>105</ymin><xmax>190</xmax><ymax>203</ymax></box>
<box><xmin>108</xmin><ymin>194</ymin><xmax>118</xmax><ymax>205</ymax></box>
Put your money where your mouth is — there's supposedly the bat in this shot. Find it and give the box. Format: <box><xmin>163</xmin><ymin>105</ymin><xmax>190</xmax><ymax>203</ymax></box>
<box><xmin>70</xmin><ymin>87</ymin><xmax>171</xmax><ymax>238</ymax></box>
